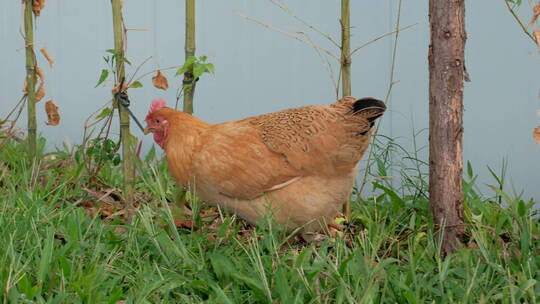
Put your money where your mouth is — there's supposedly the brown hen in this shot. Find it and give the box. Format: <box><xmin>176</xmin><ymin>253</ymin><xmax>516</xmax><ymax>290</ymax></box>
<box><xmin>144</xmin><ymin>96</ymin><xmax>386</xmax><ymax>239</ymax></box>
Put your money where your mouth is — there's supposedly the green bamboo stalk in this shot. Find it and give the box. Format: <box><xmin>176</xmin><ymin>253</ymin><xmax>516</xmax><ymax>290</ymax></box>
<box><xmin>340</xmin><ymin>0</ymin><xmax>351</xmax><ymax>97</ymax></box>
<box><xmin>183</xmin><ymin>0</ymin><xmax>196</xmax><ymax>115</ymax></box>
<box><xmin>24</xmin><ymin>0</ymin><xmax>37</xmax><ymax>161</ymax></box>
<box><xmin>341</xmin><ymin>0</ymin><xmax>352</xmax><ymax>219</ymax></box>
<box><xmin>111</xmin><ymin>0</ymin><xmax>134</xmax><ymax>215</ymax></box>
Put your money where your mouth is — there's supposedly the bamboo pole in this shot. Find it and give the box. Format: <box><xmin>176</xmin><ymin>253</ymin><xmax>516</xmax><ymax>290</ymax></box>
<box><xmin>341</xmin><ymin>0</ymin><xmax>352</xmax><ymax>219</ymax></box>
<box><xmin>340</xmin><ymin>0</ymin><xmax>351</xmax><ymax>97</ymax></box>
<box><xmin>111</xmin><ymin>0</ymin><xmax>134</xmax><ymax>215</ymax></box>
<box><xmin>183</xmin><ymin>0</ymin><xmax>196</xmax><ymax>115</ymax></box>
<box><xmin>24</xmin><ymin>0</ymin><xmax>37</xmax><ymax>161</ymax></box>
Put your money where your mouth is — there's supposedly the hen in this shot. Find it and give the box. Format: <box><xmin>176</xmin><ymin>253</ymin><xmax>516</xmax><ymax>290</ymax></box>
<box><xmin>144</xmin><ymin>96</ymin><xmax>386</xmax><ymax>239</ymax></box>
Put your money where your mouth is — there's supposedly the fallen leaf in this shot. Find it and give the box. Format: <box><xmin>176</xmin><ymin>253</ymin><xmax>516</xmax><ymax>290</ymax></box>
<box><xmin>35</xmin><ymin>85</ymin><xmax>45</xmax><ymax>102</ymax></box>
<box><xmin>44</xmin><ymin>100</ymin><xmax>60</xmax><ymax>126</ymax></box>
<box><xmin>152</xmin><ymin>70</ymin><xmax>169</xmax><ymax>90</ymax></box>
<box><xmin>530</xmin><ymin>2</ymin><xmax>540</xmax><ymax>27</ymax></box>
<box><xmin>534</xmin><ymin>126</ymin><xmax>540</xmax><ymax>144</ymax></box>
<box><xmin>174</xmin><ymin>219</ymin><xmax>195</xmax><ymax>230</ymax></box>
<box><xmin>40</xmin><ymin>48</ymin><xmax>55</xmax><ymax>68</ymax></box>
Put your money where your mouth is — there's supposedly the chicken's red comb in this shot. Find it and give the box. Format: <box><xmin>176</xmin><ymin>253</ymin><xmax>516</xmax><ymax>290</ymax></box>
<box><xmin>149</xmin><ymin>98</ymin><xmax>167</xmax><ymax>113</ymax></box>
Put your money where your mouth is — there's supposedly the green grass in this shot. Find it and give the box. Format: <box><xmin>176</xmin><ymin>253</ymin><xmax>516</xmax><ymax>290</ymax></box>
<box><xmin>0</xmin><ymin>135</ymin><xmax>539</xmax><ymax>303</ymax></box>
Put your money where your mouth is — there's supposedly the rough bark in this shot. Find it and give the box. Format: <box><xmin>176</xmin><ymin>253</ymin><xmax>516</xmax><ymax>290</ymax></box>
<box><xmin>428</xmin><ymin>0</ymin><xmax>466</xmax><ymax>256</ymax></box>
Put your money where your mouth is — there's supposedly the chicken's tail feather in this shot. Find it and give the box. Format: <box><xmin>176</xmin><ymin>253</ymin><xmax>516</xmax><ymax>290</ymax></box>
<box><xmin>351</xmin><ymin>97</ymin><xmax>386</xmax><ymax>121</ymax></box>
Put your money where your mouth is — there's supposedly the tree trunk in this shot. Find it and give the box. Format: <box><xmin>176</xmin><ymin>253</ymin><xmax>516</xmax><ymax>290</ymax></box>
<box><xmin>24</xmin><ymin>0</ymin><xmax>37</xmax><ymax>161</ymax></box>
<box><xmin>428</xmin><ymin>0</ymin><xmax>466</xmax><ymax>256</ymax></box>
<box><xmin>111</xmin><ymin>0</ymin><xmax>134</xmax><ymax>216</ymax></box>
<box><xmin>340</xmin><ymin>0</ymin><xmax>352</xmax><ymax>220</ymax></box>
<box><xmin>183</xmin><ymin>0</ymin><xmax>196</xmax><ymax>115</ymax></box>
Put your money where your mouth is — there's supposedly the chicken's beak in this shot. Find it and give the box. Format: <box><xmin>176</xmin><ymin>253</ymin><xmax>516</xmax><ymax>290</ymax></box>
<box><xmin>143</xmin><ymin>126</ymin><xmax>152</xmax><ymax>135</ymax></box>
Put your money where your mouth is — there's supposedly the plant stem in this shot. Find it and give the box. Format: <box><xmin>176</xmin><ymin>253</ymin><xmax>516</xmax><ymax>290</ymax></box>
<box><xmin>341</xmin><ymin>0</ymin><xmax>352</xmax><ymax>219</ymax></box>
<box><xmin>340</xmin><ymin>0</ymin><xmax>351</xmax><ymax>97</ymax></box>
<box><xmin>24</xmin><ymin>0</ymin><xmax>37</xmax><ymax>161</ymax></box>
<box><xmin>111</xmin><ymin>0</ymin><xmax>134</xmax><ymax>217</ymax></box>
<box><xmin>183</xmin><ymin>0</ymin><xmax>196</xmax><ymax>115</ymax></box>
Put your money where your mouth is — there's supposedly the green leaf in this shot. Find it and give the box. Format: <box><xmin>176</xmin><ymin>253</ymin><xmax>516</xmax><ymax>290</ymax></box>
<box><xmin>95</xmin><ymin>69</ymin><xmax>109</xmax><ymax>87</ymax></box>
<box><xmin>466</xmin><ymin>160</ymin><xmax>473</xmax><ymax>179</ymax></box>
<box><xmin>129</xmin><ymin>81</ymin><xmax>143</xmax><ymax>88</ymax></box>
<box><xmin>206</xmin><ymin>63</ymin><xmax>215</xmax><ymax>74</ymax></box>
<box><xmin>518</xmin><ymin>199</ymin><xmax>527</xmax><ymax>217</ymax></box>
<box><xmin>94</xmin><ymin>107</ymin><xmax>112</xmax><ymax>120</ymax></box>
<box><xmin>193</xmin><ymin>63</ymin><xmax>207</xmax><ymax>78</ymax></box>
<box><xmin>105</xmin><ymin>49</ymin><xmax>117</xmax><ymax>55</ymax></box>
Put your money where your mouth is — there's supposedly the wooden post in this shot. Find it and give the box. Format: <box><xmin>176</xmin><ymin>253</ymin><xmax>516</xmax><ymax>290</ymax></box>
<box><xmin>24</xmin><ymin>0</ymin><xmax>37</xmax><ymax>161</ymax></box>
<box><xmin>111</xmin><ymin>0</ymin><xmax>134</xmax><ymax>214</ymax></box>
<box><xmin>428</xmin><ymin>0</ymin><xmax>466</xmax><ymax>256</ymax></box>
<box><xmin>183</xmin><ymin>0</ymin><xmax>196</xmax><ymax>115</ymax></box>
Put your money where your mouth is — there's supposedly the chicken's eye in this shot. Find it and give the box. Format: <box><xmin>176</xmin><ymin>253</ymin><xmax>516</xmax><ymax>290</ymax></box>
<box><xmin>155</xmin><ymin>119</ymin><xmax>160</xmax><ymax>123</ymax></box>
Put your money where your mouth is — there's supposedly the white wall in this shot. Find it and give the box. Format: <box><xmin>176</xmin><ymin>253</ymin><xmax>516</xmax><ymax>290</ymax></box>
<box><xmin>1</xmin><ymin>1</ymin><xmax>539</xmax><ymax>201</ymax></box>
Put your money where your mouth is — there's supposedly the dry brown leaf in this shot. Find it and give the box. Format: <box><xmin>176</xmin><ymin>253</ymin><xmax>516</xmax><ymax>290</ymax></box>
<box><xmin>36</xmin><ymin>65</ymin><xmax>45</xmax><ymax>86</ymax></box>
<box><xmin>40</xmin><ymin>48</ymin><xmax>55</xmax><ymax>68</ymax></box>
<box><xmin>44</xmin><ymin>100</ymin><xmax>60</xmax><ymax>126</ymax></box>
<box><xmin>534</xmin><ymin>126</ymin><xmax>540</xmax><ymax>144</ymax></box>
<box><xmin>530</xmin><ymin>2</ymin><xmax>540</xmax><ymax>27</ymax></box>
<box><xmin>35</xmin><ymin>85</ymin><xmax>45</xmax><ymax>102</ymax></box>
<box><xmin>152</xmin><ymin>70</ymin><xmax>169</xmax><ymax>90</ymax></box>
<box><xmin>533</xmin><ymin>29</ymin><xmax>540</xmax><ymax>51</ymax></box>
<box><xmin>120</xmin><ymin>0</ymin><xmax>125</xmax><ymax>8</ymax></box>
<box><xmin>111</xmin><ymin>82</ymin><xmax>128</xmax><ymax>95</ymax></box>
<box><xmin>22</xmin><ymin>80</ymin><xmax>27</xmax><ymax>93</ymax></box>
<box><xmin>32</xmin><ymin>0</ymin><xmax>46</xmax><ymax>16</ymax></box>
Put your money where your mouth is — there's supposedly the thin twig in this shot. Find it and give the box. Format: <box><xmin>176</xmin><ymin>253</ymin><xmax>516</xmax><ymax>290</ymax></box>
<box><xmin>503</xmin><ymin>0</ymin><xmax>537</xmax><ymax>43</ymax></box>
<box><xmin>268</xmin><ymin>0</ymin><xmax>341</xmax><ymax>48</ymax></box>
<box><xmin>350</xmin><ymin>23</ymin><xmax>417</xmax><ymax>55</ymax></box>
<box><xmin>235</xmin><ymin>11</ymin><xmax>340</xmax><ymax>61</ymax></box>
<box><xmin>358</xmin><ymin>0</ymin><xmax>404</xmax><ymax>196</ymax></box>
<box><xmin>294</xmin><ymin>28</ymin><xmax>339</xmax><ymax>96</ymax></box>
<box><xmin>126</xmin><ymin>55</ymin><xmax>153</xmax><ymax>85</ymax></box>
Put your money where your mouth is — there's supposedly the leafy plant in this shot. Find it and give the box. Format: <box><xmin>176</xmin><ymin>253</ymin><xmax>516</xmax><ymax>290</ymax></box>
<box><xmin>175</xmin><ymin>55</ymin><xmax>214</xmax><ymax>85</ymax></box>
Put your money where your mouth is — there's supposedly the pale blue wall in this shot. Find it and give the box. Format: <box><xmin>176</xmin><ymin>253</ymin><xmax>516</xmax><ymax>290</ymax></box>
<box><xmin>1</xmin><ymin>1</ymin><xmax>539</xmax><ymax>201</ymax></box>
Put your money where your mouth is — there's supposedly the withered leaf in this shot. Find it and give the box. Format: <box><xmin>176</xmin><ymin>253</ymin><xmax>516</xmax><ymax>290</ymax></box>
<box><xmin>35</xmin><ymin>85</ymin><xmax>45</xmax><ymax>102</ymax></box>
<box><xmin>530</xmin><ymin>2</ymin><xmax>540</xmax><ymax>27</ymax></box>
<box><xmin>36</xmin><ymin>65</ymin><xmax>45</xmax><ymax>86</ymax></box>
<box><xmin>152</xmin><ymin>70</ymin><xmax>169</xmax><ymax>90</ymax></box>
<box><xmin>111</xmin><ymin>82</ymin><xmax>128</xmax><ymax>95</ymax></box>
<box><xmin>40</xmin><ymin>48</ymin><xmax>55</xmax><ymax>68</ymax></box>
<box><xmin>32</xmin><ymin>0</ymin><xmax>46</xmax><ymax>17</ymax></box>
<box><xmin>533</xmin><ymin>29</ymin><xmax>540</xmax><ymax>51</ymax></box>
<box><xmin>534</xmin><ymin>126</ymin><xmax>540</xmax><ymax>144</ymax></box>
<box><xmin>45</xmin><ymin>100</ymin><xmax>60</xmax><ymax>126</ymax></box>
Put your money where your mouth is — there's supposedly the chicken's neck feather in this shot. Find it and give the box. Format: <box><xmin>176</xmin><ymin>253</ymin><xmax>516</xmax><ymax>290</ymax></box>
<box><xmin>161</xmin><ymin>110</ymin><xmax>210</xmax><ymax>185</ymax></box>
